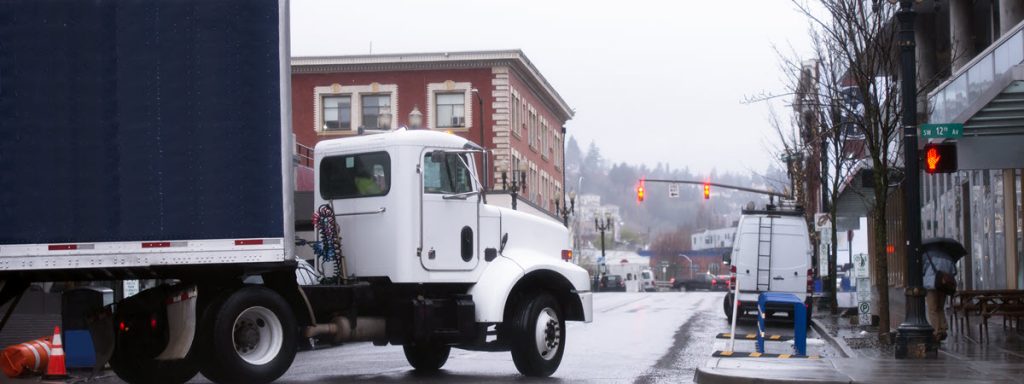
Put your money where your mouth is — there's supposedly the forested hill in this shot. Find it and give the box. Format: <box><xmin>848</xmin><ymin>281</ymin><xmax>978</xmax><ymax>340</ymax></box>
<box><xmin>565</xmin><ymin>136</ymin><xmax>788</xmax><ymax>242</ymax></box>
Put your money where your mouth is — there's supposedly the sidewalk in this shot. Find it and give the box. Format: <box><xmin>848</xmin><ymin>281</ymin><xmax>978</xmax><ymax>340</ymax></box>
<box><xmin>695</xmin><ymin>310</ymin><xmax>1024</xmax><ymax>383</ymax></box>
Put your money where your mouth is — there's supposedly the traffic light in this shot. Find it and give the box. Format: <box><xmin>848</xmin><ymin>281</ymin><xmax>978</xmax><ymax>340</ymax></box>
<box><xmin>636</xmin><ymin>179</ymin><xmax>646</xmax><ymax>203</ymax></box>
<box><xmin>703</xmin><ymin>182</ymin><xmax>710</xmax><ymax>200</ymax></box>
<box><xmin>923</xmin><ymin>143</ymin><xmax>957</xmax><ymax>174</ymax></box>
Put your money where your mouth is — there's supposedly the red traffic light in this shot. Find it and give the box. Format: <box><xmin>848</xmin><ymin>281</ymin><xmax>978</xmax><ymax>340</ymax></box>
<box><xmin>703</xmin><ymin>183</ymin><xmax>710</xmax><ymax>200</ymax></box>
<box><xmin>636</xmin><ymin>179</ymin><xmax>646</xmax><ymax>203</ymax></box>
<box><xmin>923</xmin><ymin>143</ymin><xmax>957</xmax><ymax>174</ymax></box>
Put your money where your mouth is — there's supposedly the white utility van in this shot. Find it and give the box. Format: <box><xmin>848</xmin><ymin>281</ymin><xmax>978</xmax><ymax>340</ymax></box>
<box><xmin>640</xmin><ymin>269</ymin><xmax>657</xmax><ymax>292</ymax></box>
<box><xmin>724</xmin><ymin>203</ymin><xmax>813</xmax><ymax>322</ymax></box>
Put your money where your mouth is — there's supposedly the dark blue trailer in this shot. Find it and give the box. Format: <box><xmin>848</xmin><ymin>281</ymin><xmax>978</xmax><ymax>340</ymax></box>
<box><xmin>0</xmin><ymin>0</ymin><xmax>295</xmax><ymax>280</ymax></box>
<box><xmin>0</xmin><ymin>2</ymin><xmax>302</xmax><ymax>383</ymax></box>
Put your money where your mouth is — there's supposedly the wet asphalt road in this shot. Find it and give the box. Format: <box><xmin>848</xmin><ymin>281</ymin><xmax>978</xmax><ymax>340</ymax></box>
<box><xmin>80</xmin><ymin>290</ymin><xmax>836</xmax><ymax>383</ymax></box>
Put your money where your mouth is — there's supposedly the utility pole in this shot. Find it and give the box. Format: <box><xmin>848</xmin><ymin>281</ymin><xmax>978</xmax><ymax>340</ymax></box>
<box><xmin>595</xmin><ymin>214</ymin><xmax>612</xmax><ymax>276</ymax></box>
<box><xmin>894</xmin><ymin>0</ymin><xmax>936</xmax><ymax>359</ymax></box>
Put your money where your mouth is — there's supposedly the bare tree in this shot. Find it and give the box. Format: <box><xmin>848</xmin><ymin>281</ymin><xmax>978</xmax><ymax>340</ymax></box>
<box><xmin>792</xmin><ymin>0</ymin><xmax>905</xmax><ymax>340</ymax></box>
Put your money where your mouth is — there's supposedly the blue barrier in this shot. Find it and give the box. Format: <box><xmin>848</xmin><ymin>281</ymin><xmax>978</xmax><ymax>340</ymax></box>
<box><xmin>756</xmin><ymin>292</ymin><xmax>807</xmax><ymax>356</ymax></box>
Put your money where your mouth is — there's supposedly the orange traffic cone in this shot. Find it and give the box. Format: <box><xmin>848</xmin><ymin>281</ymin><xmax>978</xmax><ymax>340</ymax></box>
<box><xmin>41</xmin><ymin>326</ymin><xmax>67</xmax><ymax>380</ymax></box>
<box><xmin>0</xmin><ymin>336</ymin><xmax>52</xmax><ymax>377</ymax></box>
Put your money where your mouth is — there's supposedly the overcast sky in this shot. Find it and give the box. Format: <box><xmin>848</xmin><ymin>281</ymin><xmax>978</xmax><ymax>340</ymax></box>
<box><xmin>291</xmin><ymin>0</ymin><xmax>812</xmax><ymax>176</ymax></box>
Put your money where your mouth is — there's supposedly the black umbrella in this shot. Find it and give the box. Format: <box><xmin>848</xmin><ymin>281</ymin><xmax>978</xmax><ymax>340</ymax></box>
<box><xmin>921</xmin><ymin>237</ymin><xmax>967</xmax><ymax>263</ymax></box>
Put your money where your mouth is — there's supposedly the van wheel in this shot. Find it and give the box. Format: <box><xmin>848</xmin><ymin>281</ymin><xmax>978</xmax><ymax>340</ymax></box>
<box><xmin>199</xmin><ymin>286</ymin><xmax>297</xmax><ymax>384</ymax></box>
<box><xmin>508</xmin><ymin>292</ymin><xmax>565</xmax><ymax>377</ymax></box>
<box><xmin>403</xmin><ymin>342</ymin><xmax>450</xmax><ymax>372</ymax></box>
<box><xmin>723</xmin><ymin>293</ymin><xmax>735</xmax><ymax>321</ymax></box>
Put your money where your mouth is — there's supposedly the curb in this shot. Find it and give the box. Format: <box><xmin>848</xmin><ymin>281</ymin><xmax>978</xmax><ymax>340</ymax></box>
<box><xmin>811</xmin><ymin>317</ymin><xmax>856</xmax><ymax>358</ymax></box>
<box><xmin>694</xmin><ymin>358</ymin><xmax>853</xmax><ymax>384</ymax></box>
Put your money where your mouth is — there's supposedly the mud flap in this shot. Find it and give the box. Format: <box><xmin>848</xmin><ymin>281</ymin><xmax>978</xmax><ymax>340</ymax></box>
<box><xmin>87</xmin><ymin>307</ymin><xmax>115</xmax><ymax>379</ymax></box>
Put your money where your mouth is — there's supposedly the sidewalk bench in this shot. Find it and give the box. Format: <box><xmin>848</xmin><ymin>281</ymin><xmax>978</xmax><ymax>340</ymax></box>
<box><xmin>952</xmin><ymin>289</ymin><xmax>1024</xmax><ymax>341</ymax></box>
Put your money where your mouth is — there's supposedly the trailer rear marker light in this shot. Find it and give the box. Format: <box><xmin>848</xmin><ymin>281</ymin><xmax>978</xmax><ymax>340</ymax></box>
<box><xmin>235</xmin><ymin>239</ymin><xmax>265</xmax><ymax>246</ymax></box>
<box><xmin>48</xmin><ymin>244</ymin><xmax>78</xmax><ymax>251</ymax></box>
<box><xmin>142</xmin><ymin>242</ymin><xmax>171</xmax><ymax>248</ymax></box>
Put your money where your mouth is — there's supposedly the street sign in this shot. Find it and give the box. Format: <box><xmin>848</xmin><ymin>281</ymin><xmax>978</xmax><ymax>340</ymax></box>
<box><xmin>814</xmin><ymin>213</ymin><xmax>831</xmax><ymax>230</ymax></box>
<box><xmin>123</xmin><ymin>280</ymin><xmax>140</xmax><ymax>298</ymax></box>
<box><xmin>668</xmin><ymin>183</ymin><xmax>679</xmax><ymax>198</ymax></box>
<box><xmin>853</xmin><ymin>253</ymin><xmax>869</xmax><ymax>278</ymax></box>
<box><xmin>920</xmin><ymin>123</ymin><xmax>963</xmax><ymax>139</ymax></box>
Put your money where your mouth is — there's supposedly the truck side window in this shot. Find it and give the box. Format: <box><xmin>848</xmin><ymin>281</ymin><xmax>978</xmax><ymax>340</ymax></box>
<box><xmin>423</xmin><ymin>153</ymin><xmax>474</xmax><ymax>194</ymax></box>
<box><xmin>320</xmin><ymin>151</ymin><xmax>391</xmax><ymax>199</ymax></box>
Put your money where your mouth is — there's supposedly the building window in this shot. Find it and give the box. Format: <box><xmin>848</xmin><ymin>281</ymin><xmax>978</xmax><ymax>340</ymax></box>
<box><xmin>435</xmin><ymin>93</ymin><xmax>466</xmax><ymax>128</ymax></box>
<box><xmin>361</xmin><ymin>94</ymin><xmax>391</xmax><ymax>129</ymax></box>
<box><xmin>314</xmin><ymin>83</ymin><xmax>398</xmax><ymax>134</ymax></box>
<box><xmin>322</xmin><ymin>95</ymin><xmax>351</xmax><ymax>130</ymax></box>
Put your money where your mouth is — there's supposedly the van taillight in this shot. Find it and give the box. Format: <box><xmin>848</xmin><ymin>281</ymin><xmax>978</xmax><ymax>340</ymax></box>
<box><xmin>730</xmin><ymin>265</ymin><xmax>737</xmax><ymax>286</ymax></box>
<box><xmin>806</xmin><ymin>268</ymin><xmax>814</xmax><ymax>293</ymax></box>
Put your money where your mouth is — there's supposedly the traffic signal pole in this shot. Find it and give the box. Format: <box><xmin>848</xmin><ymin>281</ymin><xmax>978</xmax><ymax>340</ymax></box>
<box><xmin>894</xmin><ymin>0</ymin><xmax>936</xmax><ymax>359</ymax></box>
<box><xmin>641</xmin><ymin>179</ymin><xmax>791</xmax><ymax>200</ymax></box>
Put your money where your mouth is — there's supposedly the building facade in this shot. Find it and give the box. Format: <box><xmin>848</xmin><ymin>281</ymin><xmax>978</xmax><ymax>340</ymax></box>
<box><xmin>691</xmin><ymin>226</ymin><xmax>737</xmax><ymax>251</ymax></box>
<box><xmin>290</xmin><ymin>50</ymin><xmax>574</xmax><ymax>217</ymax></box>
<box><xmin>917</xmin><ymin>0</ymin><xmax>1023</xmax><ymax>292</ymax></box>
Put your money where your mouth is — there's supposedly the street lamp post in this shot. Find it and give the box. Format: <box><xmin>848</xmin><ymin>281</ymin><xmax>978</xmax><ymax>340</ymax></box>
<box><xmin>893</xmin><ymin>0</ymin><xmax>936</xmax><ymax>359</ymax></box>
<box><xmin>408</xmin><ymin>106</ymin><xmax>423</xmax><ymax>129</ymax></box>
<box><xmin>595</xmin><ymin>213</ymin><xmax>612</xmax><ymax>275</ymax></box>
<box><xmin>554</xmin><ymin>191</ymin><xmax>576</xmax><ymax>227</ymax></box>
<box><xmin>502</xmin><ymin>159</ymin><xmax>527</xmax><ymax>210</ymax></box>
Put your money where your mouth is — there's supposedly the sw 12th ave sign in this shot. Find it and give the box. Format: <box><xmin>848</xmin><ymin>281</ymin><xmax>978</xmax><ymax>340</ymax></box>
<box><xmin>920</xmin><ymin>123</ymin><xmax>963</xmax><ymax>139</ymax></box>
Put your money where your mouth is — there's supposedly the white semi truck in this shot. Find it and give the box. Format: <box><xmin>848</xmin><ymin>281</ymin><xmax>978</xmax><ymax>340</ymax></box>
<box><xmin>0</xmin><ymin>1</ymin><xmax>592</xmax><ymax>383</ymax></box>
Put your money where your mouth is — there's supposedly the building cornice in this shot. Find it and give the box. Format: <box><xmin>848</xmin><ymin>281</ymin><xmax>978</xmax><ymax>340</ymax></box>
<box><xmin>292</xmin><ymin>50</ymin><xmax>574</xmax><ymax>122</ymax></box>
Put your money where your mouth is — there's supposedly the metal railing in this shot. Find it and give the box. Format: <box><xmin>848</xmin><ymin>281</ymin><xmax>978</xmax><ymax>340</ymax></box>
<box><xmin>928</xmin><ymin>20</ymin><xmax>1024</xmax><ymax>123</ymax></box>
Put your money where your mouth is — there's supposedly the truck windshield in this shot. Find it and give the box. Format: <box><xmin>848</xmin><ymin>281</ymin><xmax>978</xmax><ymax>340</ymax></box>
<box><xmin>320</xmin><ymin>152</ymin><xmax>391</xmax><ymax>199</ymax></box>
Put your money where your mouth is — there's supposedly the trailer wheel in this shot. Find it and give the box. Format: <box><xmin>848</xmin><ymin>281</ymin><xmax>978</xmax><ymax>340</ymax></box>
<box><xmin>199</xmin><ymin>286</ymin><xmax>297</xmax><ymax>384</ymax></box>
<box><xmin>508</xmin><ymin>292</ymin><xmax>565</xmax><ymax>377</ymax></box>
<box><xmin>402</xmin><ymin>342</ymin><xmax>451</xmax><ymax>372</ymax></box>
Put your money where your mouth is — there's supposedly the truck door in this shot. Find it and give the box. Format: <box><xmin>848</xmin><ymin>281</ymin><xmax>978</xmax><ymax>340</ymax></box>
<box><xmin>419</xmin><ymin>150</ymin><xmax>479</xmax><ymax>271</ymax></box>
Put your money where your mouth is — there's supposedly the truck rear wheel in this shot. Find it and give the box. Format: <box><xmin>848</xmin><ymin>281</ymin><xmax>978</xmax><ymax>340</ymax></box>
<box><xmin>199</xmin><ymin>286</ymin><xmax>297</xmax><ymax>384</ymax></box>
<box><xmin>507</xmin><ymin>292</ymin><xmax>564</xmax><ymax>377</ymax></box>
<box><xmin>402</xmin><ymin>342</ymin><xmax>451</xmax><ymax>372</ymax></box>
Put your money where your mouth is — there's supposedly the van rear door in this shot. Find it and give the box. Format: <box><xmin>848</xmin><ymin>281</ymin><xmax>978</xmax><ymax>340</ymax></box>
<box><xmin>767</xmin><ymin>217</ymin><xmax>810</xmax><ymax>295</ymax></box>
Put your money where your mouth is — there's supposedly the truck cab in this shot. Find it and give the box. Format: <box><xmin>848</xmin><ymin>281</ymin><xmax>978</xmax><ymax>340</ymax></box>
<box><xmin>306</xmin><ymin>129</ymin><xmax>592</xmax><ymax>374</ymax></box>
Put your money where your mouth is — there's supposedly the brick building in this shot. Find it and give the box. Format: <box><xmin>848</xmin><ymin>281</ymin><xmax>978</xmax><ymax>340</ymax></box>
<box><xmin>290</xmin><ymin>50</ymin><xmax>574</xmax><ymax>216</ymax></box>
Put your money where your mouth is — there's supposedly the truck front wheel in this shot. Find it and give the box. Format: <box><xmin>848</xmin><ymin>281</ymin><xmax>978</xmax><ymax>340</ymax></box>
<box><xmin>507</xmin><ymin>292</ymin><xmax>565</xmax><ymax>377</ymax></box>
<box><xmin>199</xmin><ymin>286</ymin><xmax>298</xmax><ymax>384</ymax></box>
<box><xmin>402</xmin><ymin>342</ymin><xmax>451</xmax><ymax>372</ymax></box>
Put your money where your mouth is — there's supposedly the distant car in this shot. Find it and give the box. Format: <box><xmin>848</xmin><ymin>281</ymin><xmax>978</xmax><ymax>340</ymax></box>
<box><xmin>639</xmin><ymin>270</ymin><xmax>657</xmax><ymax>292</ymax></box>
<box><xmin>599</xmin><ymin>274</ymin><xmax>626</xmax><ymax>292</ymax></box>
<box><xmin>673</xmin><ymin>274</ymin><xmax>714</xmax><ymax>291</ymax></box>
<box><xmin>711</xmin><ymin>275</ymin><xmax>732</xmax><ymax>291</ymax></box>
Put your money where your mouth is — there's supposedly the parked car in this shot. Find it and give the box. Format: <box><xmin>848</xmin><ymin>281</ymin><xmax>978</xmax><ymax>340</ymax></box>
<box><xmin>711</xmin><ymin>274</ymin><xmax>732</xmax><ymax>291</ymax></box>
<box><xmin>599</xmin><ymin>274</ymin><xmax>627</xmax><ymax>292</ymax></box>
<box><xmin>672</xmin><ymin>273</ymin><xmax>714</xmax><ymax>291</ymax></box>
